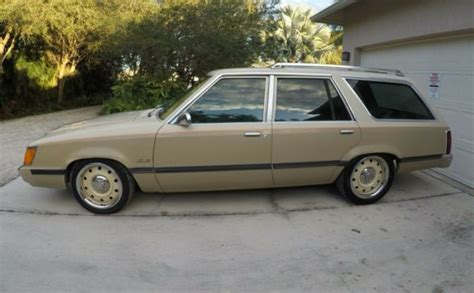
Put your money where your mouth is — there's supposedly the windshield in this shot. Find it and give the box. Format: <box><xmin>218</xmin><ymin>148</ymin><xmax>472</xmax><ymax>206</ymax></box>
<box><xmin>161</xmin><ymin>77</ymin><xmax>209</xmax><ymax>119</ymax></box>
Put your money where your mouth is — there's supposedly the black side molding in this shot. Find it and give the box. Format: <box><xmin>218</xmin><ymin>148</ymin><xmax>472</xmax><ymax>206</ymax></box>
<box><xmin>28</xmin><ymin>155</ymin><xmax>443</xmax><ymax>177</ymax></box>
<box><xmin>128</xmin><ymin>167</ymin><xmax>155</xmax><ymax>174</ymax></box>
<box><xmin>30</xmin><ymin>169</ymin><xmax>66</xmax><ymax>175</ymax></box>
<box><xmin>155</xmin><ymin>164</ymin><xmax>271</xmax><ymax>173</ymax></box>
<box><xmin>400</xmin><ymin>154</ymin><xmax>443</xmax><ymax>163</ymax></box>
<box><xmin>273</xmin><ymin>160</ymin><xmax>347</xmax><ymax>169</ymax></box>
<box><xmin>129</xmin><ymin>160</ymin><xmax>347</xmax><ymax>174</ymax></box>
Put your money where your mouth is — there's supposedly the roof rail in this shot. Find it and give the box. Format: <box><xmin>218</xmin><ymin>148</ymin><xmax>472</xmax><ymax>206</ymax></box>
<box><xmin>271</xmin><ymin>63</ymin><xmax>404</xmax><ymax>77</ymax></box>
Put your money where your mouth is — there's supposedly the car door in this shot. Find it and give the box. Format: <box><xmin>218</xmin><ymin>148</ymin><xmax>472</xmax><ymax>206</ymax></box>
<box><xmin>271</xmin><ymin>76</ymin><xmax>362</xmax><ymax>187</ymax></box>
<box><xmin>154</xmin><ymin>76</ymin><xmax>273</xmax><ymax>192</ymax></box>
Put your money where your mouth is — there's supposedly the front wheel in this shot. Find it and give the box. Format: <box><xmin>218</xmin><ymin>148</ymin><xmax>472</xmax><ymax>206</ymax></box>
<box><xmin>337</xmin><ymin>155</ymin><xmax>395</xmax><ymax>205</ymax></box>
<box><xmin>71</xmin><ymin>160</ymin><xmax>135</xmax><ymax>214</ymax></box>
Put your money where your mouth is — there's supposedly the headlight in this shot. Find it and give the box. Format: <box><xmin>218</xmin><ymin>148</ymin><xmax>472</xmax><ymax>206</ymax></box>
<box><xmin>23</xmin><ymin>146</ymin><xmax>37</xmax><ymax>166</ymax></box>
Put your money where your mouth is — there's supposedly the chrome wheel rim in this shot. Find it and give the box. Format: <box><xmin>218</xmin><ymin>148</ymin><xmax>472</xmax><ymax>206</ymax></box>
<box><xmin>350</xmin><ymin>156</ymin><xmax>389</xmax><ymax>199</ymax></box>
<box><xmin>75</xmin><ymin>163</ymin><xmax>123</xmax><ymax>209</ymax></box>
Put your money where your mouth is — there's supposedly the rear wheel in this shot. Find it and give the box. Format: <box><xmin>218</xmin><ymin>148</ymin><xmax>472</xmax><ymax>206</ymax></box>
<box><xmin>337</xmin><ymin>155</ymin><xmax>395</xmax><ymax>204</ymax></box>
<box><xmin>71</xmin><ymin>160</ymin><xmax>135</xmax><ymax>214</ymax></box>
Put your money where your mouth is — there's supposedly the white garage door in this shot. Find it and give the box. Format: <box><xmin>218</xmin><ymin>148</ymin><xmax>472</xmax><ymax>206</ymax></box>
<box><xmin>360</xmin><ymin>35</ymin><xmax>474</xmax><ymax>187</ymax></box>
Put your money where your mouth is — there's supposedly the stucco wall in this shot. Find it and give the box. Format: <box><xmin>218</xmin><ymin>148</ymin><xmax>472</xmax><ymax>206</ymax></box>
<box><xmin>341</xmin><ymin>0</ymin><xmax>474</xmax><ymax>65</ymax></box>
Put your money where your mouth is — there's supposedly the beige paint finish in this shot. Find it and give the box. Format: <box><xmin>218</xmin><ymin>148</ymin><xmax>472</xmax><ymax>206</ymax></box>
<box><xmin>155</xmin><ymin>122</ymin><xmax>273</xmax><ymax>192</ymax></box>
<box><xmin>18</xmin><ymin>170</ymin><xmax>66</xmax><ymax>189</ymax></box>
<box><xmin>20</xmin><ymin>110</ymin><xmax>163</xmax><ymax>192</ymax></box>
<box><xmin>18</xmin><ymin>67</ymin><xmax>453</xmax><ymax>194</ymax></box>
<box><xmin>271</xmin><ymin>121</ymin><xmax>361</xmax><ymax>186</ymax></box>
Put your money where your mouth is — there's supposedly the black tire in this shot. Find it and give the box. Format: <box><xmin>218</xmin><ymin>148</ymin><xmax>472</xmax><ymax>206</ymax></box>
<box><xmin>70</xmin><ymin>159</ymin><xmax>135</xmax><ymax>214</ymax></box>
<box><xmin>336</xmin><ymin>154</ymin><xmax>395</xmax><ymax>205</ymax></box>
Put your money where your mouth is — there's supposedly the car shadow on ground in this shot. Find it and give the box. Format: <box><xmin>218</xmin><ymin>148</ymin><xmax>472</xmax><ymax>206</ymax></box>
<box><xmin>0</xmin><ymin>171</ymin><xmax>461</xmax><ymax>217</ymax></box>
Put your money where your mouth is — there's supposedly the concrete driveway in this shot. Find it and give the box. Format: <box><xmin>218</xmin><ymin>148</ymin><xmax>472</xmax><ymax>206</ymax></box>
<box><xmin>1</xmin><ymin>171</ymin><xmax>473</xmax><ymax>292</ymax></box>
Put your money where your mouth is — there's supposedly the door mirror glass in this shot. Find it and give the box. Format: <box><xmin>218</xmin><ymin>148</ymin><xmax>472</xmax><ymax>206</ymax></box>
<box><xmin>177</xmin><ymin>112</ymin><xmax>192</xmax><ymax>126</ymax></box>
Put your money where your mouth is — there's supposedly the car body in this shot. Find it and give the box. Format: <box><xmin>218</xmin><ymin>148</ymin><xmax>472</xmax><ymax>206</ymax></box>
<box><xmin>19</xmin><ymin>63</ymin><xmax>453</xmax><ymax>213</ymax></box>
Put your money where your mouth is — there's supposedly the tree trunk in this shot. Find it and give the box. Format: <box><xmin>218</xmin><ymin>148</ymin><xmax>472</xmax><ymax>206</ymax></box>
<box><xmin>0</xmin><ymin>30</ymin><xmax>14</xmax><ymax>79</ymax></box>
<box><xmin>56</xmin><ymin>58</ymin><xmax>78</xmax><ymax>104</ymax></box>
<box><xmin>57</xmin><ymin>76</ymin><xmax>65</xmax><ymax>104</ymax></box>
<box><xmin>0</xmin><ymin>34</ymin><xmax>9</xmax><ymax>79</ymax></box>
<box><xmin>57</xmin><ymin>62</ymin><xmax>67</xmax><ymax>104</ymax></box>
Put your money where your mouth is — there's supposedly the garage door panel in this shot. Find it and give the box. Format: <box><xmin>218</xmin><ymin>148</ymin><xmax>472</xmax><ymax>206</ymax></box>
<box><xmin>405</xmin><ymin>73</ymin><xmax>473</xmax><ymax>101</ymax></box>
<box><xmin>360</xmin><ymin>35</ymin><xmax>474</xmax><ymax>187</ymax></box>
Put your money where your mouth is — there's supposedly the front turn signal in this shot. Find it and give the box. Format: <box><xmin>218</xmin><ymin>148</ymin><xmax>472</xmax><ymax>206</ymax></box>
<box><xmin>23</xmin><ymin>147</ymin><xmax>37</xmax><ymax>166</ymax></box>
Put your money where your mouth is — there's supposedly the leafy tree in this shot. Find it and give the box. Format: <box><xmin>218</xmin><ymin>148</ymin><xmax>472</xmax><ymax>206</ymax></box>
<box><xmin>0</xmin><ymin>0</ymin><xmax>33</xmax><ymax>79</ymax></box>
<box><xmin>319</xmin><ymin>29</ymin><xmax>343</xmax><ymax>64</ymax></box>
<box><xmin>102</xmin><ymin>76</ymin><xmax>186</xmax><ymax>114</ymax></box>
<box><xmin>20</xmin><ymin>0</ymin><xmax>157</xmax><ymax>104</ymax></box>
<box><xmin>120</xmin><ymin>0</ymin><xmax>277</xmax><ymax>84</ymax></box>
<box><xmin>21</xmin><ymin>0</ymin><xmax>106</xmax><ymax>104</ymax></box>
<box><xmin>319</xmin><ymin>45</ymin><xmax>342</xmax><ymax>64</ymax></box>
<box><xmin>263</xmin><ymin>6</ymin><xmax>332</xmax><ymax>63</ymax></box>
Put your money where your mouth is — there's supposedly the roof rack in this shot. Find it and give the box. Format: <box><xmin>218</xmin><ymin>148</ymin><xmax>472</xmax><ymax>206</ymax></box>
<box><xmin>271</xmin><ymin>63</ymin><xmax>404</xmax><ymax>77</ymax></box>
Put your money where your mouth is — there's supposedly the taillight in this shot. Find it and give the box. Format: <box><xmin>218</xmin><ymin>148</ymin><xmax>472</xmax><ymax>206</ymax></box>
<box><xmin>446</xmin><ymin>131</ymin><xmax>452</xmax><ymax>155</ymax></box>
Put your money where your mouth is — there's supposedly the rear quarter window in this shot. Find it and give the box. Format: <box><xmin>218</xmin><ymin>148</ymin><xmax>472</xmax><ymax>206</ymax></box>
<box><xmin>347</xmin><ymin>79</ymin><xmax>434</xmax><ymax>120</ymax></box>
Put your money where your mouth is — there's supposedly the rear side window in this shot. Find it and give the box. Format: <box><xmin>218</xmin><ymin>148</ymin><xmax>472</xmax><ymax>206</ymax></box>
<box><xmin>347</xmin><ymin>79</ymin><xmax>434</xmax><ymax>120</ymax></box>
<box><xmin>275</xmin><ymin>78</ymin><xmax>351</xmax><ymax>121</ymax></box>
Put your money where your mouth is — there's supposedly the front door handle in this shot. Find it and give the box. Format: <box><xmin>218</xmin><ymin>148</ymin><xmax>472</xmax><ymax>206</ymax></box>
<box><xmin>340</xmin><ymin>129</ymin><xmax>354</xmax><ymax>135</ymax></box>
<box><xmin>244</xmin><ymin>131</ymin><xmax>262</xmax><ymax>137</ymax></box>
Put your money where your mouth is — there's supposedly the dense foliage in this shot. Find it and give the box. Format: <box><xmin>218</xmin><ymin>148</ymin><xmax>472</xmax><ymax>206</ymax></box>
<box><xmin>0</xmin><ymin>0</ymin><xmax>342</xmax><ymax>119</ymax></box>
<box><xmin>102</xmin><ymin>76</ymin><xmax>186</xmax><ymax>114</ymax></box>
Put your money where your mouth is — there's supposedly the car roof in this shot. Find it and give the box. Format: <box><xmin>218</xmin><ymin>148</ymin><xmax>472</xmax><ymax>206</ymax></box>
<box><xmin>208</xmin><ymin>64</ymin><xmax>408</xmax><ymax>82</ymax></box>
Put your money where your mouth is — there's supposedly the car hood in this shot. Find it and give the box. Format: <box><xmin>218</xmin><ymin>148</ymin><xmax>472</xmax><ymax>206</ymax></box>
<box><xmin>49</xmin><ymin>110</ymin><xmax>144</xmax><ymax>134</ymax></box>
<box><xmin>32</xmin><ymin>109</ymin><xmax>163</xmax><ymax>145</ymax></box>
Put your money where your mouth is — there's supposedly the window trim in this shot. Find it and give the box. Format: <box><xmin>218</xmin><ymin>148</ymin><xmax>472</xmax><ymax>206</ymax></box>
<box><xmin>342</xmin><ymin>77</ymin><xmax>438</xmax><ymax>122</ymax></box>
<box><xmin>271</xmin><ymin>76</ymin><xmax>355</xmax><ymax>123</ymax></box>
<box><xmin>168</xmin><ymin>75</ymin><xmax>270</xmax><ymax>125</ymax></box>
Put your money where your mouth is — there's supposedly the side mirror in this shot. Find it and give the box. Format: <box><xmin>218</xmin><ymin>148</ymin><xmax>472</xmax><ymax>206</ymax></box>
<box><xmin>177</xmin><ymin>112</ymin><xmax>192</xmax><ymax>127</ymax></box>
<box><xmin>156</xmin><ymin>107</ymin><xmax>164</xmax><ymax>119</ymax></box>
<box><xmin>147</xmin><ymin>105</ymin><xmax>163</xmax><ymax>118</ymax></box>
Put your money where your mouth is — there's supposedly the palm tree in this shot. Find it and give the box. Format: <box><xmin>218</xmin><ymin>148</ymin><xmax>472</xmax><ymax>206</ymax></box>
<box><xmin>268</xmin><ymin>6</ymin><xmax>332</xmax><ymax>63</ymax></box>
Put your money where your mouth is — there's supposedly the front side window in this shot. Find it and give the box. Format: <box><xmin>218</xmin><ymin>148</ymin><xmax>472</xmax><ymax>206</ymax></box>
<box><xmin>347</xmin><ymin>79</ymin><xmax>434</xmax><ymax>120</ymax></box>
<box><xmin>275</xmin><ymin>78</ymin><xmax>351</xmax><ymax>121</ymax></box>
<box><xmin>187</xmin><ymin>78</ymin><xmax>266</xmax><ymax>123</ymax></box>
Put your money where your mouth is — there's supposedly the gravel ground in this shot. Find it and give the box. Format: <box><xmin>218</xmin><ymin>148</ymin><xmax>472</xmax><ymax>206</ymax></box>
<box><xmin>0</xmin><ymin>106</ymin><xmax>101</xmax><ymax>186</ymax></box>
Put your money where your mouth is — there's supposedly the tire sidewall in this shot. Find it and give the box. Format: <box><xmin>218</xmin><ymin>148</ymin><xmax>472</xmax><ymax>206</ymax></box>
<box><xmin>71</xmin><ymin>159</ymin><xmax>133</xmax><ymax>214</ymax></box>
<box><xmin>342</xmin><ymin>155</ymin><xmax>395</xmax><ymax>205</ymax></box>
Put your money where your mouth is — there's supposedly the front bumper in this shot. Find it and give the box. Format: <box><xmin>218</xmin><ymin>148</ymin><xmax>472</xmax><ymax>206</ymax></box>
<box><xmin>18</xmin><ymin>166</ymin><xmax>67</xmax><ymax>189</ymax></box>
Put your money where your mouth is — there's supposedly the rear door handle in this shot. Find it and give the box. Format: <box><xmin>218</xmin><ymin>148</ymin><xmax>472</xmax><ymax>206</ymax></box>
<box><xmin>244</xmin><ymin>131</ymin><xmax>262</xmax><ymax>137</ymax></box>
<box><xmin>340</xmin><ymin>129</ymin><xmax>354</xmax><ymax>135</ymax></box>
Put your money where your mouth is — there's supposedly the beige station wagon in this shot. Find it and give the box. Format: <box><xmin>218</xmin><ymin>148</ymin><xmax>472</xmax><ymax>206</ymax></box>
<box><xmin>19</xmin><ymin>63</ymin><xmax>453</xmax><ymax>214</ymax></box>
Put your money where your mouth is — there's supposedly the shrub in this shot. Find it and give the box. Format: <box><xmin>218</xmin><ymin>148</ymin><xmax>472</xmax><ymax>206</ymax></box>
<box><xmin>102</xmin><ymin>76</ymin><xmax>186</xmax><ymax>114</ymax></box>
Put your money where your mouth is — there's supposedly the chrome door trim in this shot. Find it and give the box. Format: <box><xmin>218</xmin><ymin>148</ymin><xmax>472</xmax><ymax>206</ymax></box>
<box><xmin>267</xmin><ymin>75</ymin><xmax>275</xmax><ymax>122</ymax></box>
<box><xmin>243</xmin><ymin>131</ymin><xmax>262</xmax><ymax>137</ymax></box>
<box><xmin>340</xmin><ymin>129</ymin><xmax>355</xmax><ymax>135</ymax></box>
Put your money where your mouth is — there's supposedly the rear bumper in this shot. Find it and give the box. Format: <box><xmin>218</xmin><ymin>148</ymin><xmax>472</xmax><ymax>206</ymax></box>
<box><xmin>18</xmin><ymin>166</ymin><xmax>67</xmax><ymax>189</ymax></box>
<box><xmin>398</xmin><ymin>154</ymin><xmax>453</xmax><ymax>173</ymax></box>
